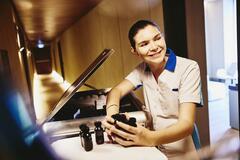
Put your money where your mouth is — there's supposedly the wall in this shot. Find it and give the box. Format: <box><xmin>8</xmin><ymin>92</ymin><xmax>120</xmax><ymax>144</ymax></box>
<box><xmin>205</xmin><ymin>0</ymin><xmax>237</xmax><ymax>79</ymax></box>
<box><xmin>223</xmin><ymin>0</ymin><xmax>238</xmax><ymax>77</ymax></box>
<box><xmin>52</xmin><ymin>0</ymin><xmax>164</xmax><ymax>92</ymax></box>
<box><xmin>204</xmin><ymin>0</ymin><xmax>225</xmax><ymax>78</ymax></box>
<box><xmin>51</xmin><ymin>42</ymin><xmax>62</xmax><ymax>76</ymax></box>
<box><xmin>185</xmin><ymin>0</ymin><xmax>210</xmax><ymax>146</ymax></box>
<box><xmin>0</xmin><ymin>0</ymin><xmax>35</xmax><ymax>119</ymax></box>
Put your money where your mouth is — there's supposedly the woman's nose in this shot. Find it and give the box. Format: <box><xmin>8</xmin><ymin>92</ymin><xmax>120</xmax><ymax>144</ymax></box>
<box><xmin>149</xmin><ymin>41</ymin><xmax>158</xmax><ymax>51</ymax></box>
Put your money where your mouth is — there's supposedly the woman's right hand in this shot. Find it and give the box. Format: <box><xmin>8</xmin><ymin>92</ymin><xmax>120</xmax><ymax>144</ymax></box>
<box><xmin>102</xmin><ymin>116</ymin><xmax>117</xmax><ymax>142</ymax></box>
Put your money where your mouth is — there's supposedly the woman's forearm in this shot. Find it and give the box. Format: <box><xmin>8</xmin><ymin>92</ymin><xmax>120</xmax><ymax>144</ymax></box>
<box><xmin>106</xmin><ymin>88</ymin><xmax>121</xmax><ymax>116</ymax></box>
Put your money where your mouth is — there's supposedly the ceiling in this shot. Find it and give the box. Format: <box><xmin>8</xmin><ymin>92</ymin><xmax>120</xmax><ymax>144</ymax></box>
<box><xmin>12</xmin><ymin>0</ymin><xmax>101</xmax><ymax>46</ymax></box>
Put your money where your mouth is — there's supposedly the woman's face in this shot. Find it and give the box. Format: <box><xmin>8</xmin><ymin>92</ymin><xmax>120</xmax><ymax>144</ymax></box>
<box><xmin>133</xmin><ymin>25</ymin><xmax>167</xmax><ymax>65</ymax></box>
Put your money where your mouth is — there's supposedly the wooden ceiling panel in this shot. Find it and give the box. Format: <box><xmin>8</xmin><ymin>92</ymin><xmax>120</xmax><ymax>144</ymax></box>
<box><xmin>12</xmin><ymin>0</ymin><xmax>101</xmax><ymax>45</ymax></box>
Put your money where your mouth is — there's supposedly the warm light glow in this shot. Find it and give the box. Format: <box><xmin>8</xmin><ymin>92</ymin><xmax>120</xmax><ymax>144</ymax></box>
<box><xmin>51</xmin><ymin>71</ymin><xmax>71</xmax><ymax>90</ymax></box>
<box><xmin>18</xmin><ymin>47</ymin><xmax>26</xmax><ymax>70</ymax></box>
<box><xmin>19</xmin><ymin>47</ymin><xmax>24</xmax><ymax>52</ymax></box>
<box><xmin>33</xmin><ymin>71</ymin><xmax>70</xmax><ymax>121</ymax></box>
<box><xmin>27</xmin><ymin>50</ymin><xmax>32</xmax><ymax>57</ymax></box>
<box><xmin>16</xmin><ymin>32</ymin><xmax>21</xmax><ymax>48</ymax></box>
<box><xmin>18</xmin><ymin>51</ymin><xmax>23</xmax><ymax>67</ymax></box>
<box><xmin>16</xmin><ymin>1</ymin><xmax>33</xmax><ymax>10</ymax></box>
<box><xmin>33</xmin><ymin>73</ymin><xmax>44</xmax><ymax>120</ymax></box>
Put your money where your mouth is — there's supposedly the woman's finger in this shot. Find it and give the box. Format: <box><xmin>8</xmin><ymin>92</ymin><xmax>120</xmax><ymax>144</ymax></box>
<box><xmin>116</xmin><ymin>121</ymin><xmax>138</xmax><ymax>134</ymax></box>
<box><xmin>109</xmin><ymin>124</ymin><xmax>135</xmax><ymax>141</ymax></box>
<box><xmin>102</xmin><ymin>119</ymin><xmax>114</xmax><ymax>129</ymax></box>
<box><xmin>114</xmin><ymin>136</ymin><xmax>134</xmax><ymax>147</ymax></box>
<box><xmin>105</xmin><ymin>116</ymin><xmax>115</xmax><ymax>124</ymax></box>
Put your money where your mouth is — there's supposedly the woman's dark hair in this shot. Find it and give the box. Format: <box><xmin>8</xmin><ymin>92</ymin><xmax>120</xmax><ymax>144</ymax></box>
<box><xmin>128</xmin><ymin>20</ymin><xmax>160</xmax><ymax>49</ymax></box>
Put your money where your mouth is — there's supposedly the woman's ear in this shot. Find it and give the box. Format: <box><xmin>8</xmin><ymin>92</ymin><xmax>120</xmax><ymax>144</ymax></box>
<box><xmin>131</xmin><ymin>47</ymin><xmax>138</xmax><ymax>56</ymax></box>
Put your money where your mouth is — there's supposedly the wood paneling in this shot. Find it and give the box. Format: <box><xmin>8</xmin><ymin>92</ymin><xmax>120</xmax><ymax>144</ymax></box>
<box><xmin>118</xmin><ymin>0</ymin><xmax>150</xmax><ymax>76</ymax></box>
<box><xmin>149</xmin><ymin>0</ymin><xmax>165</xmax><ymax>33</ymax></box>
<box><xmin>51</xmin><ymin>0</ymin><xmax>165</xmax><ymax>92</ymax></box>
<box><xmin>0</xmin><ymin>0</ymin><xmax>35</xmax><ymax>118</ymax></box>
<box><xmin>185</xmin><ymin>0</ymin><xmax>210</xmax><ymax>146</ymax></box>
<box><xmin>12</xmin><ymin>0</ymin><xmax>101</xmax><ymax>46</ymax></box>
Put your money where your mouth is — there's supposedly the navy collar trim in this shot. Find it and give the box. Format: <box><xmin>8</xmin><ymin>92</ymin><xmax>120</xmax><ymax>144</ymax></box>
<box><xmin>165</xmin><ymin>48</ymin><xmax>176</xmax><ymax>72</ymax></box>
<box><xmin>144</xmin><ymin>48</ymin><xmax>177</xmax><ymax>72</ymax></box>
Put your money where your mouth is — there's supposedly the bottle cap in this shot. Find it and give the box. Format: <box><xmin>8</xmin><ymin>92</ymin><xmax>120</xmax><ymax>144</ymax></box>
<box><xmin>128</xmin><ymin>117</ymin><xmax>137</xmax><ymax>127</ymax></box>
<box><xmin>94</xmin><ymin>121</ymin><xmax>102</xmax><ymax>127</ymax></box>
<box><xmin>79</xmin><ymin>124</ymin><xmax>89</xmax><ymax>132</ymax></box>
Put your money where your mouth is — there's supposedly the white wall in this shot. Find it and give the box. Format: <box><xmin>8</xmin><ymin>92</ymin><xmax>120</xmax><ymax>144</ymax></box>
<box><xmin>204</xmin><ymin>0</ymin><xmax>237</xmax><ymax>80</ymax></box>
<box><xmin>204</xmin><ymin>0</ymin><xmax>225</xmax><ymax>78</ymax></box>
<box><xmin>223</xmin><ymin>0</ymin><xmax>238</xmax><ymax>79</ymax></box>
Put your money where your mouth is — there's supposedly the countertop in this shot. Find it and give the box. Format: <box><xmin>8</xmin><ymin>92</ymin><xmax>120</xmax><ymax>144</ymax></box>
<box><xmin>51</xmin><ymin>133</ymin><xmax>167</xmax><ymax>160</ymax></box>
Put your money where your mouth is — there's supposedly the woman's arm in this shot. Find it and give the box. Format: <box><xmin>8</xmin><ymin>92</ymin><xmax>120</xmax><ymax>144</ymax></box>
<box><xmin>152</xmin><ymin>102</ymin><xmax>196</xmax><ymax>145</ymax></box>
<box><xmin>105</xmin><ymin>102</ymin><xmax>196</xmax><ymax>146</ymax></box>
<box><xmin>106</xmin><ymin>79</ymin><xmax>135</xmax><ymax>116</ymax></box>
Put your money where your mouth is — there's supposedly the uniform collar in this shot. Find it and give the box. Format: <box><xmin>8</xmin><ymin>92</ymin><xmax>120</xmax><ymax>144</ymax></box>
<box><xmin>144</xmin><ymin>48</ymin><xmax>177</xmax><ymax>72</ymax></box>
<box><xmin>164</xmin><ymin>48</ymin><xmax>176</xmax><ymax>72</ymax></box>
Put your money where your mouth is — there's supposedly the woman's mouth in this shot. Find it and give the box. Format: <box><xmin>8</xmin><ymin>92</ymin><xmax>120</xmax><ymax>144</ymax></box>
<box><xmin>149</xmin><ymin>50</ymin><xmax>162</xmax><ymax>57</ymax></box>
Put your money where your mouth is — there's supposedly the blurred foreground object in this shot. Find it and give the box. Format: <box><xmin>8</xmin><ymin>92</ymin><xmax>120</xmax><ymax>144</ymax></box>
<box><xmin>0</xmin><ymin>74</ymin><xmax>58</xmax><ymax>160</ymax></box>
<box><xmin>179</xmin><ymin>131</ymin><xmax>239</xmax><ymax>160</ymax></box>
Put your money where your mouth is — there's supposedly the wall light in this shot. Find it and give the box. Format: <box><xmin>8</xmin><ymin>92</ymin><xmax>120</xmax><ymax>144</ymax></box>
<box><xmin>37</xmin><ymin>40</ymin><xmax>45</xmax><ymax>48</ymax></box>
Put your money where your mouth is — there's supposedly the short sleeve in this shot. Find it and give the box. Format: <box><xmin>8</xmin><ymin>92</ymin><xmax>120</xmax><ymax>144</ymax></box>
<box><xmin>179</xmin><ymin>61</ymin><xmax>203</xmax><ymax>107</ymax></box>
<box><xmin>125</xmin><ymin>66</ymin><xmax>143</xmax><ymax>89</ymax></box>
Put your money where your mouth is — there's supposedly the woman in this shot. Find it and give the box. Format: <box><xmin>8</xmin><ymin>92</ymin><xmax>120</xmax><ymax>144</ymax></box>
<box><xmin>103</xmin><ymin>19</ymin><xmax>202</xmax><ymax>159</ymax></box>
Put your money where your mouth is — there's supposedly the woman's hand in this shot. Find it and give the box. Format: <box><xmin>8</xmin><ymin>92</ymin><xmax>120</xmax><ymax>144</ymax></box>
<box><xmin>102</xmin><ymin>116</ymin><xmax>117</xmax><ymax>143</ymax></box>
<box><xmin>103</xmin><ymin>116</ymin><xmax>155</xmax><ymax>147</ymax></box>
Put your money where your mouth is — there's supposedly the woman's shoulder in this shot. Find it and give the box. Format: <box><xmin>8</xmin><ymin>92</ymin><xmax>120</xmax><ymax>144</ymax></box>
<box><xmin>176</xmin><ymin>56</ymin><xmax>199</xmax><ymax>67</ymax></box>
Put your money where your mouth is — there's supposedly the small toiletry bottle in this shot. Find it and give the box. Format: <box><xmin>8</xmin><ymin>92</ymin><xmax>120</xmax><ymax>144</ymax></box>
<box><xmin>128</xmin><ymin>117</ymin><xmax>137</xmax><ymax>127</ymax></box>
<box><xmin>79</xmin><ymin>124</ymin><xmax>93</xmax><ymax>151</ymax></box>
<box><xmin>94</xmin><ymin>121</ymin><xmax>104</xmax><ymax>144</ymax></box>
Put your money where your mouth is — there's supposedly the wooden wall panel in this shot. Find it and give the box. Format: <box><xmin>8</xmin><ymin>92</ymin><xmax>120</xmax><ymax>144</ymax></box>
<box><xmin>51</xmin><ymin>41</ymin><xmax>61</xmax><ymax>74</ymax></box>
<box><xmin>185</xmin><ymin>0</ymin><xmax>210</xmax><ymax>146</ymax></box>
<box><xmin>149</xmin><ymin>0</ymin><xmax>165</xmax><ymax>34</ymax></box>
<box><xmin>50</xmin><ymin>43</ymin><xmax>56</xmax><ymax>71</ymax></box>
<box><xmin>96</xmin><ymin>2</ymin><xmax>124</xmax><ymax>88</ymax></box>
<box><xmin>118</xmin><ymin>0</ymin><xmax>150</xmax><ymax>76</ymax></box>
<box><xmin>52</xmin><ymin>0</ymin><xmax>165</xmax><ymax>92</ymax></box>
<box><xmin>60</xmin><ymin>8</ymin><xmax>104</xmax><ymax>89</ymax></box>
<box><xmin>0</xmin><ymin>0</ymin><xmax>34</xmax><ymax>118</ymax></box>
<box><xmin>26</xmin><ymin>50</ymin><xmax>35</xmax><ymax>86</ymax></box>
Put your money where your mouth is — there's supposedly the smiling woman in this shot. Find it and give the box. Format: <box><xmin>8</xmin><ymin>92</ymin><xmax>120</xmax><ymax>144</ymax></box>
<box><xmin>104</xmin><ymin>19</ymin><xmax>203</xmax><ymax>159</ymax></box>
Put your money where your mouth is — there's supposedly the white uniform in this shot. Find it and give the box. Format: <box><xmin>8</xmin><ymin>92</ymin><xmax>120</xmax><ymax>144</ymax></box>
<box><xmin>125</xmin><ymin>49</ymin><xmax>202</xmax><ymax>158</ymax></box>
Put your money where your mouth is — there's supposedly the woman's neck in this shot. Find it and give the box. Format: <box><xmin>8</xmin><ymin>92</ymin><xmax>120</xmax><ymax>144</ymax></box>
<box><xmin>149</xmin><ymin>57</ymin><xmax>168</xmax><ymax>81</ymax></box>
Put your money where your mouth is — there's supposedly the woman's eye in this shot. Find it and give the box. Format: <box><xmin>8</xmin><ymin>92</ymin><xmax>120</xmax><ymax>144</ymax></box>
<box><xmin>140</xmin><ymin>42</ymin><xmax>148</xmax><ymax>47</ymax></box>
<box><xmin>154</xmin><ymin>36</ymin><xmax>162</xmax><ymax>41</ymax></box>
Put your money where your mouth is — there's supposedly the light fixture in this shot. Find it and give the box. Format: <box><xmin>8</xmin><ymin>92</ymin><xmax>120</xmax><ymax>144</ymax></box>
<box><xmin>37</xmin><ymin>40</ymin><xmax>45</xmax><ymax>48</ymax></box>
